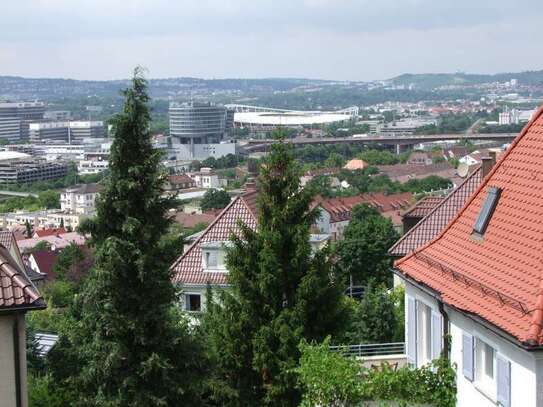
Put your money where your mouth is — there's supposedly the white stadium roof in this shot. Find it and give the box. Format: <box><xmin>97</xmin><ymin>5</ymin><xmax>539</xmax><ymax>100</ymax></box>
<box><xmin>227</xmin><ymin>104</ymin><xmax>359</xmax><ymax>127</ymax></box>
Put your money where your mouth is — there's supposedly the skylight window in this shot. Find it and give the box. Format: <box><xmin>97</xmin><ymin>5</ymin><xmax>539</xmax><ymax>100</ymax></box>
<box><xmin>473</xmin><ymin>187</ymin><xmax>501</xmax><ymax>235</ymax></box>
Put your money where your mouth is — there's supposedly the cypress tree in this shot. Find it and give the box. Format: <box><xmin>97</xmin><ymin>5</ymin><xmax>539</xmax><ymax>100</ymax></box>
<box><xmin>204</xmin><ymin>132</ymin><xmax>347</xmax><ymax>406</ymax></box>
<box><xmin>51</xmin><ymin>69</ymin><xmax>205</xmax><ymax>406</ymax></box>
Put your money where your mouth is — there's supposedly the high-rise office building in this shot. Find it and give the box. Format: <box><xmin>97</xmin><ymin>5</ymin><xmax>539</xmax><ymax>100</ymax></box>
<box><xmin>0</xmin><ymin>101</ymin><xmax>46</xmax><ymax>141</ymax></box>
<box><xmin>169</xmin><ymin>102</ymin><xmax>234</xmax><ymax>159</ymax></box>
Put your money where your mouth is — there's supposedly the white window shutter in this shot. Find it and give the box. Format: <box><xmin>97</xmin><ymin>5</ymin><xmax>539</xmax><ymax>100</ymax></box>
<box><xmin>462</xmin><ymin>332</ymin><xmax>474</xmax><ymax>381</ymax></box>
<box><xmin>497</xmin><ymin>355</ymin><xmax>511</xmax><ymax>407</ymax></box>
<box><xmin>431</xmin><ymin>311</ymin><xmax>443</xmax><ymax>360</ymax></box>
<box><xmin>407</xmin><ymin>296</ymin><xmax>417</xmax><ymax>366</ymax></box>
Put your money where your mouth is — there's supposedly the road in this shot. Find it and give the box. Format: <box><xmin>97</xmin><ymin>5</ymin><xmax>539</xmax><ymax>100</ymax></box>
<box><xmin>0</xmin><ymin>190</ymin><xmax>39</xmax><ymax>198</ymax></box>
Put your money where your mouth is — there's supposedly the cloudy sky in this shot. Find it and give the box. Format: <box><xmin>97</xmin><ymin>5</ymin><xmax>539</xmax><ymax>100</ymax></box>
<box><xmin>1</xmin><ymin>0</ymin><xmax>542</xmax><ymax>81</ymax></box>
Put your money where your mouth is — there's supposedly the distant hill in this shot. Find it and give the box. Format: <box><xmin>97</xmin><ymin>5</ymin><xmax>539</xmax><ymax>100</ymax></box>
<box><xmin>0</xmin><ymin>76</ymin><xmax>333</xmax><ymax>101</ymax></box>
<box><xmin>388</xmin><ymin>70</ymin><xmax>543</xmax><ymax>89</ymax></box>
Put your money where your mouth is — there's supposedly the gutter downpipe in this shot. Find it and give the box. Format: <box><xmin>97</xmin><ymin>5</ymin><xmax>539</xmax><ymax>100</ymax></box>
<box><xmin>438</xmin><ymin>300</ymin><xmax>450</xmax><ymax>360</ymax></box>
<box><xmin>13</xmin><ymin>314</ymin><xmax>22</xmax><ymax>407</ymax></box>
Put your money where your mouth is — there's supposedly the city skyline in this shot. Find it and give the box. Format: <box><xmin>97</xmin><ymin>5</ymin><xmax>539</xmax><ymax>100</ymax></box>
<box><xmin>1</xmin><ymin>0</ymin><xmax>542</xmax><ymax>81</ymax></box>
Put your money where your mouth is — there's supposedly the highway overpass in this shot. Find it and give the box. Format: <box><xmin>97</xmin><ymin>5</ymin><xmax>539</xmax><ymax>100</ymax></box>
<box><xmin>242</xmin><ymin>133</ymin><xmax>517</xmax><ymax>153</ymax></box>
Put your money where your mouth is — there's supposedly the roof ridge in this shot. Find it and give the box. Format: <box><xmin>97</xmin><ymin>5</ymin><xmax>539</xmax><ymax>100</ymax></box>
<box><xmin>170</xmin><ymin>195</ymin><xmax>244</xmax><ymax>280</ymax></box>
<box><xmin>395</xmin><ymin>105</ymin><xmax>543</xmax><ymax>268</ymax></box>
<box><xmin>389</xmin><ymin>166</ymin><xmax>481</xmax><ymax>255</ymax></box>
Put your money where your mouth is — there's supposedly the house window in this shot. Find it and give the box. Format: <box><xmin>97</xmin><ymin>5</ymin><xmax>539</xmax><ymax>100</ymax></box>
<box><xmin>416</xmin><ymin>302</ymin><xmax>432</xmax><ymax>366</ymax></box>
<box><xmin>475</xmin><ymin>338</ymin><xmax>496</xmax><ymax>398</ymax></box>
<box><xmin>205</xmin><ymin>250</ymin><xmax>218</xmax><ymax>268</ymax></box>
<box><xmin>473</xmin><ymin>187</ymin><xmax>501</xmax><ymax>235</ymax></box>
<box><xmin>202</xmin><ymin>241</ymin><xmax>229</xmax><ymax>272</ymax></box>
<box><xmin>184</xmin><ymin>293</ymin><xmax>201</xmax><ymax>312</ymax></box>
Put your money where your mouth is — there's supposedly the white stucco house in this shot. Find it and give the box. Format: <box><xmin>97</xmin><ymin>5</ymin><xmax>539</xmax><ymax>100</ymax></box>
<box><xmin>171</xmin><ymin>188</ymin><xmax>330</xmax><ymax>312</ymax></box>
<box><xmin>395</xmin><ymin>107</ymin><xmax>543</xmax><ymax>407</ymax></box>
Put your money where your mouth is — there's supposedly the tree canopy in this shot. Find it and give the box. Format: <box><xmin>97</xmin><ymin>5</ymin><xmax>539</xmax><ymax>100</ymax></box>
<box><xmin>200</xmin><ymin>188</ymin><xmax>231</xmax><ymax>212</ymax></box>
<box><xmin>203</xmin><ymin>131</ymin><xmax>347</xmax><ymax>406</ymax></box>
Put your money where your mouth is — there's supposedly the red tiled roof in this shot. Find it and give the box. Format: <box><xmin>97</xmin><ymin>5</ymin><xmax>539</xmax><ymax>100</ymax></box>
<box><xmin>396</xmin><ymin>107</ymin><xmax>543</xmax><ymax>346</ymax></box>
<box><xmin>0</xmin><ymin>245</ymin><xmax>45</xmax><ymax>310</ymax></box>
<box><xmin>402</xmin><ymin>196</ymin><xmax>445</xmax><ymax>219</ymax></box>
<box><xmin>30</xmin><ymin>250</ymin><xmax>58</xmax><ymax>281</ymax></box>
<box><xmin>34</xmin><ymin>228</ymin><xmax>67</xmax><ymax>238</ymax></box>
<box><xmin>171</xmin><ymin>191</ymin><xmax>258</xmax><ymax>286</ymax></box>
<box><xmin>390</xmin><ymin>167</ymin><xmax>483</xmax><ymax>257</ymax></box>
<box><xmin>174</xmin><ymin>212</ymin><xmax>217</xmax><ymax>229</ymax></box>
<box><xmin>0</xmin><ymin>230</ymin><xmax>15</xmax><ymax>251</ymax></box>
<box><xmin>315</xmin><ymin>192</ymin><xmax>413</xmax><ymax>223</ymax></box>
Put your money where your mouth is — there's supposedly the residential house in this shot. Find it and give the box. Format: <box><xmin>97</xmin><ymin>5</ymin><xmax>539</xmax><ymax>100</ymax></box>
<box><xmin>0</xmin><ymin>244</ymin><xmax>46</xmax><ymax>407</ymax></box>
<box><xmin>343</xmin><ymin>159</ymin><xmax>368</xmax><ymax>171</ymax></box>
<box><xmin>171</xmin><ymin>189</ymin><xmax>329</xmax><ymax>312</ymax></box>
<box><xmin>394</xmin><ymin>108</ymin><xmax>543</xmax><ymax>407</ymax></box>
<box><xmin>300</xmin><ymin>167</ymin><xmax>340</xmax><ymax>187</ymax></box>
<box><xmin>188</xmin><ymin>167</ymin><xmax>227</xmax><ymax>189</ymax></box>
<box><xmin>17</xmin><ymin>232</ymin><xmax>86</xmax><ymax>253</ymax></box>
<box><xmin>377</xmin><ymin>162</ymin><xmax>460</xmax><ymax>185</ymax></box>
<box><xmin>26</xmin><ymin>250</ymin><xmax>58</xmax><ymax>283</ymax></box>
<box><xmin>165</xmin><ymin>174</ymin><xmax>196</xmax><ymax>192</ymax></box>
<box><xmin>313</xmin><ymin>192</ymin><xmax>413</xmax><ymax>239</ymax></box>
<box><xmin>407</xmin><ymin>151</ymin><xmax>433</xmax><ymax>166</ymax></box>
<box><xmin>33</xmin><ymin>227</ymin><xmax>66</xmax><ymax>238</ymax></box>
<box><xmin>400</xmin><ymin>196</ymin><xmax>444</xmax><ymax>234</ymax></box>
<box><xmin>60</xmin><ymin>183</ymin><xmax>102</xmax><ymax>216</ymax></box>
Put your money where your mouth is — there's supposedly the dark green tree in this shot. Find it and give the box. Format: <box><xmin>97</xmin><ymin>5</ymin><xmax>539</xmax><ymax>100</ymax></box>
<box><xmin>203</xmin><ymin>132</ymin><xmax>347</xmax><ymax>406</ymax></box>
<box><xmin>25</xmin><ymin>220</ymin><xmax>34</xmax><ymax>238</ymax></box>
<box><xmin>336</xmin><ymin>204</ymin><xmax>399</xmax><ymax>287</ymax></box>
<box><xmin>49</xmin><ymin>69</ymin><xmax>205</xmax><ymax>406</ymax></box>
<box><xmin>200</xmin><ymin>188</ymin><xmax>231</xmax><ymax>212</ymax></box>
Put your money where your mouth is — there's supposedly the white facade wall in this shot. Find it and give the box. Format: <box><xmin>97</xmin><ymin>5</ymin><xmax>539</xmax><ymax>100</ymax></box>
<box><xmin>404</xmin><ymin>280</ymin><xmax>543</xmax><ymax>407</ymax></box>
<box><xmin>173</xmin><ymin>143</ymin><xmax>236</xmax><ymax>160</ymax></box>
<box><xmin>0</xmin><ymin>314</ymin><xmax>28</xmax><ymax>407</ymax></box>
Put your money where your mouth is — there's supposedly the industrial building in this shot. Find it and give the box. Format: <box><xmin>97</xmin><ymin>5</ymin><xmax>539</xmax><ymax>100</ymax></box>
<box><xmin>0</xmin><ymin>151</ymin><xmax>68</xmax><ymax>184</ymax></box>
<box><xmin>169</xmin><ymin>102</ymin><xmax>235</xmax><ymax>160</ymax></box>
<box><xmin>0</xmin><ymin>101</ymin><xmax>46</xmax><ymax>141</ymax></box>
<box><xmin>29</xmin><ymin>121</ymin><xmax>105</xmax><ymax>143</ymax></box>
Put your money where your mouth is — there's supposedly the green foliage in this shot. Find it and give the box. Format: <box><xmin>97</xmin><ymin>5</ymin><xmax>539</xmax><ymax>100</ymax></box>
<box><xmin>359</xmin><ymin>149</ymin><xmax>399</xmax><ymax>165</ymax></box>
<box><xmin>200</xmin><ymin>153</ymin><xmax>242</xmax><ymax>170</ymax></box>
<box><xmin>30</xmin><ymin>241</ymin><xmax>51</xmax><ymax>252</ymax></box>
<box><xmin>29</xmin><ymin>373</ymin><xmax>71</xmax><ymax>407</ymax></box>
<box><xmin>50</xmin><ymin>69</ymin><xmax>206</xmax><ymax>405</ymax></box>
<box><xmin>51</xmin><ymin>243</ymin><xmax>91</xmax><ymax>284</ymax></box>
<box><xmin>336</xmin><ymin>204</ymin><xmax>400</xmax><ymax>286</ymax></box>
<box><xmin>0</xmin><ymin>191</ymin><xmax>60</xmax><ymax>213</ymax></box>
<box><xmin>478</xmin><ymin>122</ymin><xmax>525</xmax><ymax>133</ymax></box>
<box><xmin>340</xmin><ymin>282</ymin><xmax>399</xmax><ymax>344</ymax></box>
<box><xmin>416</xmin><ymin>113</ymin><xmax>476</xmax><ymax>134</ymax></box>
<box><xmin>203</xmin><ymin>131</ymin><xmax>347</xmax><ymax>406</ymax></box>
<box><xmin>324</xmin><ymin>152</ymin><xmax>345</xmax><ymax>168</ymax></box>
<box><xmin>298</xmin><ymin>339</ymin><xmax>457</xmax><ymax>407</ymax></box>
<box><xmin>200</xmin><ymin>188</ymin><xmax>231</xmax><ymax>212</ymax></box>
<box><xmin>297</xmin><ymin>337</ymin><xmax>363</xmax><ymax>406</ymax></box>
<box><xmin>403</xmin><ymin>175</ymin><xmax>452</xmax><ymax>193</ymax></box>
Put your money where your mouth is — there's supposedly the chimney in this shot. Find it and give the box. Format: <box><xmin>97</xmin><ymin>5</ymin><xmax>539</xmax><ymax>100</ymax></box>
<box><xmin>488</xmin><ymin>150</ymin><xmax>497</xmax><ymax>165</ymax></box>
<box><xmin>245</xmin><ymin>177</ymin><xmax>257</xmax><ymax>192</ymax></box>
<box><xmin>481</xmin><ymin>156</ymin><xmax>494</xmax><ymax>178</ymax></box>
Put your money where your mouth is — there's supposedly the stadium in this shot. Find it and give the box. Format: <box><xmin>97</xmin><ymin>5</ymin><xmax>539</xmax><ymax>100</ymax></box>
<box><xmin>226</xmin><ymin>104</ymin><xmax>359</xmax><ymax>132</ymax></box>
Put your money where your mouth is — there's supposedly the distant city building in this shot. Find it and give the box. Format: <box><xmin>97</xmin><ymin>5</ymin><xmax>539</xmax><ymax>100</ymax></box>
<box><xmin>0</xmin><ymin>101</ymin><xmax>46</xmax><ymax>141</ymax></box>
<box><xmin>169</xmin><ymin>102</ymin><xmax>235</xmax><ymax>160</ymax></box>
<box><xmin>29</xmin><ymin>121</ymin><xmax>105</xmax><ymax>143</ymax></box>
<box><xmin>44</xmin><ymin>110</ymin><xmax>71</xmax><ymax>121</ymax></box>
<box><xmin>378</xmin><ymin>118</ymin><xmax>436</xmax><ymax>135</ymax></box>
<box><xmin>187</xmin><ymin>167</ymin><xmax>227</xmax><ymax>189</ymax></box>
<box><xmin>60</xmin><ymin>183</ymin><xmax>102</xmax><ymax>215</ymax></box>
<box><xmin>0</xmin><ymin>151</ymin><xmax>68</xmax><ymax>184</ymax></box>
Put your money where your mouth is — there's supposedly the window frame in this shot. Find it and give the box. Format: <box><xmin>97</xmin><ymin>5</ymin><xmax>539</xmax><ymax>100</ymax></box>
<box><xmin>184</xmin><ymin>292</ymin><xmax>202</xmax><ymax>312</ymax></box>
<box><xmin>416</xmin><ymin>300</ymin><xmax>432</xmax><ymax>366</ymax></box>
<box><xmin>474</xmin><ymin>336</ymin><xmax>497</xmax><ymax>401</ymax></box>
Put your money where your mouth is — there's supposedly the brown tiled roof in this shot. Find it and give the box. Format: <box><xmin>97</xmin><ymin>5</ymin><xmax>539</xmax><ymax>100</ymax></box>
<box><xmin>0</xmin><ymin>245</ymin><xmax>45</xmax><ymax>310</ymax></box>
<box><xmin>402</xmin><ymin>196</ymin><xmax>445</xmax><ymax>219</ymax></box>
<box><xmin>168</xmin><ymin>174</ymin><xmax>195</xmax><ymax>185</ymax></box>
<box><xmin>171</xmin><ymin>191</ymin><xmax>258</xmax><ymax>286</ymax></box>
<box><xmin>315</xmin><ymin>192</ymin><xmax>413</xmax><ymax>223</ymax></box>
<box><xmin>395</xmin><ymin>106</ymin><xmax>543</xmax><ymax>346</ymax></box>
<box><xmin>0</xmin><ymin>230</ymin><xmax>15</xmax><ymax>251</ymax></box>
<box><xmin>389</xmin><ymin>166</ymin><xmax>482</xmax><ymax>257</ymax></box>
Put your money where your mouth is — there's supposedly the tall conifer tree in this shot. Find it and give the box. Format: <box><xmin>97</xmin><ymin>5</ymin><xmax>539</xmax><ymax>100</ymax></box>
<box><xmin>204</xmin><ymin>132</ymin><xmax>347</xmax><ymax>406</ymax></box>
<box><xmin>51</xmin><ymin>69</ymin><xmax>205</xmax><ymax>406</ymax></box>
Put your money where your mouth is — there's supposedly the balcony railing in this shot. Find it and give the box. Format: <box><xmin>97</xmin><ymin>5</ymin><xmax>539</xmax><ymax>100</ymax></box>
<box><xmin>330</xmin><ymin>342</ymin><xmax>405</xmax><ymax>358</ymax></box>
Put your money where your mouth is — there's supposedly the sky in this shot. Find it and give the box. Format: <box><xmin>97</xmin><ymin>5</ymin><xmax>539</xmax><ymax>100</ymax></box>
<box><xmin>1</xmin><ymin>0</ymin><xmax>542</xmax><ymax>81</ymax></box>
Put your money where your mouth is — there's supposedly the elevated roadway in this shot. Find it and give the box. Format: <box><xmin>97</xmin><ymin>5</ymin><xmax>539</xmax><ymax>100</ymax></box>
<box><xmin>243</xmin><ymin>133</ymin><xmax>517</xmax><ymax>152</ymax></box>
